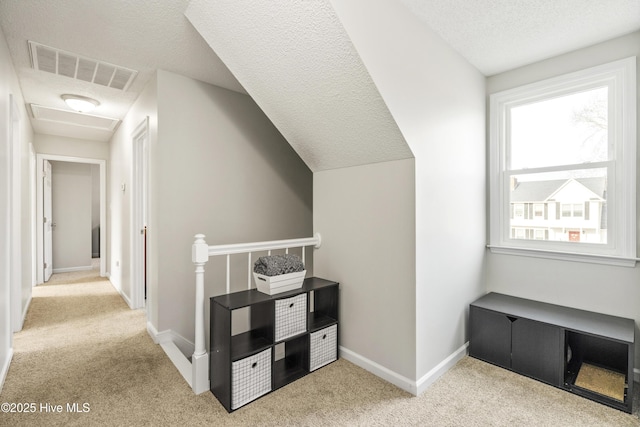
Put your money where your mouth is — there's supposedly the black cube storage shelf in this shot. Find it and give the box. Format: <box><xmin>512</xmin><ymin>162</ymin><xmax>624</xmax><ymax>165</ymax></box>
<box><xmin>469</xmin><ymin>292</ymin><xmax>635</xmax><ymax>413</ymax></box>
<box><xmin>210</xmin><ymin>277</ymin><xmax>339</xmax><ymax>412</ymax></box>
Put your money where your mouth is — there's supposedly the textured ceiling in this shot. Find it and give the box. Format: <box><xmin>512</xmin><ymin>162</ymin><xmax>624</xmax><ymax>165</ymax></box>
<box><xmin>1</xmin><ymin>0</ymin><xmax>637</xmax><ymax>167</ymax></box>
<box><xmin>185</xmin><ymin>0</ymin><xmax>414</xmax><ymax>172</ymax></box>
<box><xmin>398</xmin><ymin>0</ymin><xmax>640</xmax><ymax>76</ymax></box>
<box><xmin>0</xmin><ymin>0</ymin><xmax>244</xmax><ymax>141</ymax></box>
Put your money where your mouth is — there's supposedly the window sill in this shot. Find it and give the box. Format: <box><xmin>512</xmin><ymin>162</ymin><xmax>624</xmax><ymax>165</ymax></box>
<box><xmin>486</xmin><ymin>245</ymin><xmax>638</xmax><ymax>268</ymax></box>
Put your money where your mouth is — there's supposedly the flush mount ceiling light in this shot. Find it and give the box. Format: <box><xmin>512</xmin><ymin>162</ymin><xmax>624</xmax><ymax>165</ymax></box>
<box><xmin>61</xmin><ymin>94</ymin><xmax>100</xmax><ymax>113</ymax></box>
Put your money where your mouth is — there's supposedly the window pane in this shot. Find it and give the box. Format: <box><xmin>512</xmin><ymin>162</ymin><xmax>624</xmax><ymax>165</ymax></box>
<box><xmin>509</xmin><ymin>168</ymin><xmax>607</xmax><ymax>244</ymax></box>
<box><xmin>534</xmin><ymin>203</ymin><xmax>544</xmax><ymax>217</ymax></box>
<box><xmin>509</xmin><ymin>87</ymin><xmax>608</xmax><ymax>170</ymax></box>
<box><xmin>573</xmin><ymin>204</ymin><xmax>583</xmax><ymax>217</ymax></box>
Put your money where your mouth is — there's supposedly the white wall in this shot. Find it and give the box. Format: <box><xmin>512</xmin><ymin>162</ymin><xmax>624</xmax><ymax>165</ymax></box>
<box><xmin>314</xmin><ymin>159</ymin><xmax>417</xmax><ymax>383</ymax></box>
<box><xmin>0</xmin><ymin>18</ymin><xmax>13</xmax><ymax>391</ymax></box>
<box><xmin>486</xmin><ymin>31</ymin><xmax>640</xmax><ymax>371</ymax></box>
<box><xmin>110</xmin><ymin>70</ymin><xmax>313</xmax><ymax>348</ymax></box>
<box><xmin>109</xmin><ymin>72</ymin><xmax>158</xmax><ymax>314</ymax></box>
<box><xmin>0</xmin><ymin>22</ymin><xmax>34</xmax><ymax>390</ymax></box>
<box><xmin>34</xmin><ymin>134</ymin><xmax>109</xmax><ymax>160</ymax></box>
<box><xmin>154</xmin><ymin>70</ymin><xmax>313</xmax><ymax>345</ymax></box>
<box><xmin>329</xmin><ymin>0</ymin><xmax>486</xmax><ymax>391</ymax></box>
<box><xmin>51</xmin><ymin>161</ymin><xmax>92</xmax><ymax>271</ymax></box>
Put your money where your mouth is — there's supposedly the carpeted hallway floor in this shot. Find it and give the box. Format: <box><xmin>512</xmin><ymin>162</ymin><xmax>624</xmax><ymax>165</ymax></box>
<box><xmin>1</xmin><ymin>266</ymin><xmax>639</xmax><ymax>426</ymax></box>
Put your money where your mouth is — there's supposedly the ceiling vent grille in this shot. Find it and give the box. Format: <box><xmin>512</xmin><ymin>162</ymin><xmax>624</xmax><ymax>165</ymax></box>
<box><xmin>28</xmin><ymin>41</ymin><xmax>138</xmax><ymax>91</ymax></box>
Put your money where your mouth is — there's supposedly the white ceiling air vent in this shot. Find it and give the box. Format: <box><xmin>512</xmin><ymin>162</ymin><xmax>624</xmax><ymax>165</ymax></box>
<box><xmin>28</xmin><ymin>41</ymin><xmax>138</xmax><ymax>91</ymax></box>
<box><xmin>30</xmin><ymin>104</ymin><xmax>120</xmax><ymax>131</ymax></box>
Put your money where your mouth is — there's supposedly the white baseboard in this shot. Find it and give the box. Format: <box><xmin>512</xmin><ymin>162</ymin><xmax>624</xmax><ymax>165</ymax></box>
<box><xmin>153</xmin><ymin>328</ymin><xmax>173</xmax><ymax>345</ymax></box>
<box><xmin>12</xmin><ymin>293</ymin><xmax>33</xmax><ymax>333</ymax></box>
<box><xmin>146</xmin><ymin>321</ymin><xmax>160</xmax><ymax>344</ymax></box>
<box><xmin>107</xmin><ymin>277</ymin><xmax>133</xmax><ymax>309</ymax></box>
<box><xmin>23</xmin><ymin>293</ymin><xmax>32</xmax><ymax>318</ymax></box>
<box><xmin>416</xmin><ymin>342</ymin><xmax>468</xmax><ymax>395</ymax></box>
<box><xmin>0</xmin><ymin>348</ymin><xmax>14</xmax><ymax>394</ymax></box>
<box><xmin>339</xmin><ymin>346</ymin><xmax>418</xmax><ymax>395</ymax></box>
<box><xmin>161</xmin><ymin>341</ymin><xmax>192</xmax><ymax>388</ymax></box>
<box><xmin>146</xmin><ymin>324</ymin><xmax>195</xmax><ymax>359</ymax></box>
<box><xmin>119</xmin><ymin>291</ymin><xmax>133</xmax><ymax>309</ymax></box>
<box><xmin>20</xmin><ymin>293</ymin><xmax>32</xmax><ymax>331</ymax></box>
<box><xmin>339</xmin><ymin>342</ymin><xmax>469</xmax><ymax>396</ymax></box>
<box><xmin>165</xmin><ymin>331</ymin><xmax>194</xmax><ymax>358</ymax></box>
<box><xmin>147</xmin><ymin>324</ymin><xmax>199</xmax><ymax>391</ymax></box>
<box><xmin>52</xmin><ymin>265</ymin><xmax>93</xmax><ymax>273</ymax></box>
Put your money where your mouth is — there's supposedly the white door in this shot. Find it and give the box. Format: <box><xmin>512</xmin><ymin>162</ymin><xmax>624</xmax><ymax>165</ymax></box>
<box><xmin>131</xmin><ymin>118</ymin><xmax>149</xmax><ymax>309</ymax></box>
<box><xmin>43</xmin><ymin>160</ymin><xmax>53</xmax><ymax>282</ymax></box>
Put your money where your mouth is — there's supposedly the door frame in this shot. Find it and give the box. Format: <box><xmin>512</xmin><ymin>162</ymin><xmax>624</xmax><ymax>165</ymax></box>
<box><xmin>9</xmin><ymin>95</ymin><xmax>22</xmax><ymax>332</ymax></box>
<box><xmin>29</xmin><ymin>144</ymin><xmax>37</xmax><ymax>287</ymax></box>
<box><xmin>131</xmin><ymin>117</ymin><xmax>149</xmax><ymax>310</ymax></box>
<box><xmin>36</xmin><ymin>154</ymin><xmax>106</xmax><ymax>283</ymax></box>
<box><xmin>42</xmin><ymin>159</ymin><xmax>53</xmax><ymax>282</ymax></box>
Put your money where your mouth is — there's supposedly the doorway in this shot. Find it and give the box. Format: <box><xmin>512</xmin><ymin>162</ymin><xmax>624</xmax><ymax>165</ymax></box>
<box><xmin>36</xmin><ymin>154</ymin><xmax>106</xmax><ymax>284</ymax></box>
<box><xmin>131</xmin><ymin>117</ymin><xmax>149</xmax><ymax>310</ymax></box>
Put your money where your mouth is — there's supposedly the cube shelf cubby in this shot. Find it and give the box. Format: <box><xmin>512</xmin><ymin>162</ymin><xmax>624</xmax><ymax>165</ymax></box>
<box><xmin>210</xmin><ymin>277</ymin><xmax>339</xmax><ymax>412</ymax></box>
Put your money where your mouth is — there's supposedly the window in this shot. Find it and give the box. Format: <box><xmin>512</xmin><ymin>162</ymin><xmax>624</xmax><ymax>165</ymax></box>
<box><xmin>489</xmin><ymin>57</ymin><xmax>636</xmax><ymax>266</ymax></box>
<box><xmin>533</xmin><ymin>204</ymin><xmax>544</xmax><ymax>218</ymax></box>
<box><xmin>561</xmin><ymin>203</ymin><xmax>583</xmax><ymax>218</ymax></box>
<box><xmin>534</xmin><ymin>229</ymin><xmax>546</xmax><ymax>240</ymax></box>
<box><xmin>572</xmin><ymin>204</ymin><xmax>583</xmax><ymax>218</ymax></box>
<box><xmin>514</xmin><ymin>204</ymin><xmax>524</xmax><ymax>219</ymax></box>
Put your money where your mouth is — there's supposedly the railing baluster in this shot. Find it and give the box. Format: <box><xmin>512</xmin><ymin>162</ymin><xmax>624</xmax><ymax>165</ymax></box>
<box><xmin>248</xmin><ymin>252</ymin><xmax>252</xmax><ymax>289</ymax></box>
<box><xmin>226</xmin><ymin>254</ymin><xmax>230</xmax><ymax>294</ymax></box>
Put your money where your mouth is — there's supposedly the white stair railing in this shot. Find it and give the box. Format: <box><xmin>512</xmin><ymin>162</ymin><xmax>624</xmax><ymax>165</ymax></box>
<box><xmin>189</xmin><ymin>233</ymin><xmax>322</xmax><ymax>394</ymax></box>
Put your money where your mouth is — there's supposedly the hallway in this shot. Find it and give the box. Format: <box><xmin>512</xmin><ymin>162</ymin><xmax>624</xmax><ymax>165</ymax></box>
<box><xmin>0</xmin><ymin>264</ymin><xmax>215</xmax><ymax>425</ymax></box>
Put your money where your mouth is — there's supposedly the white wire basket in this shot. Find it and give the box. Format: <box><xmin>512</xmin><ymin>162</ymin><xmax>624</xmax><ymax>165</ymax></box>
<box><xmin>253</xmin><ymin>270</ymin><xmax>306</xmax><ymax>295</ymax></box>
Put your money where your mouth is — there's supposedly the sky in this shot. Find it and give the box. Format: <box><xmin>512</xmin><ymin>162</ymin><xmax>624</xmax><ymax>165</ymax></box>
<box><xmin>509</xmin><ymin>86</ymin><xmax>608</xmax><ymax>172</ymax></box>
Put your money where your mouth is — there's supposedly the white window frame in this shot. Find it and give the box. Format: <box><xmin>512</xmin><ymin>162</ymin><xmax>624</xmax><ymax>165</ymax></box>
<box><xmin>489</xmin><ymin>57</ymin><xmax>636</xmax><ymax>267</ymax></box>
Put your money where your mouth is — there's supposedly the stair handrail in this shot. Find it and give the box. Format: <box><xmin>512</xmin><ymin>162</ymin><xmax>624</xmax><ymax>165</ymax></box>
<box><xmin>190</xmin><ymin>232</ymin><xmax>321</xmax><ymax>394</ymax></box>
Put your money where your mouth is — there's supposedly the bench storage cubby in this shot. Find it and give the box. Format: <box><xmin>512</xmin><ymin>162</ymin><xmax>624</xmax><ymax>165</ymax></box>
<box><xmin>470</xmin><ymin>292</ymin><xmax>635</xmax><ymax>413</ymax></box>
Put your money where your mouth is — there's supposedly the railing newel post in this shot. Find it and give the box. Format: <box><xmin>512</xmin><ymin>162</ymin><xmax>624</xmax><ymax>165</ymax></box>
<box><xmin>191</xmin><ymin>233</ymin><xmax>209</xmax><ymax>394</ymax></box>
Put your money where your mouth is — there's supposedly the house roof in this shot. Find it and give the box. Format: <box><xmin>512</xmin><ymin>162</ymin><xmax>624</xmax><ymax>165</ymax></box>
<box><xmin>511</xmin><ymin>177</ymin><xmax>606</xmax><ymax>202</ymax></box>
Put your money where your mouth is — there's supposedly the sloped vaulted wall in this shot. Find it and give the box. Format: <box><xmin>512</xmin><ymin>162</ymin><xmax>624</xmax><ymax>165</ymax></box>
<box><xmin>186</xmin><ymin>0</ymin><xmax>485</xmax><ymax>394</ymax></box>
<box><xmin>330</xmin><ymin>0</ymin><xmax>486</xmax><ymax>391</ymax></box>
<box><xmin>185</xmin><ymin>0</ymin><xmax>413</xmax><ymax>172</ymax></box>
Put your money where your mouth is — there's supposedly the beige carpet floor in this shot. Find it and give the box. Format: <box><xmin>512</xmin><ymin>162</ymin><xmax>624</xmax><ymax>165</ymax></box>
<box><xmin>1</xmin><ymin>266</ymin><xmax>639</xmax><ymax>426</ymax></box>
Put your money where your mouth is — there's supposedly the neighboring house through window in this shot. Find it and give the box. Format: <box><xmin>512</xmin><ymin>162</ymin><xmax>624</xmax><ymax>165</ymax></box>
<box><xmin>489</xmin><ymin>57</ymin><xmax>637</xmax><ymax>266</ymax></box>
<box><xmin>510</xmin><ymin>177</ymin><xmax>606</xmax><ymax>244</ymax></box>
